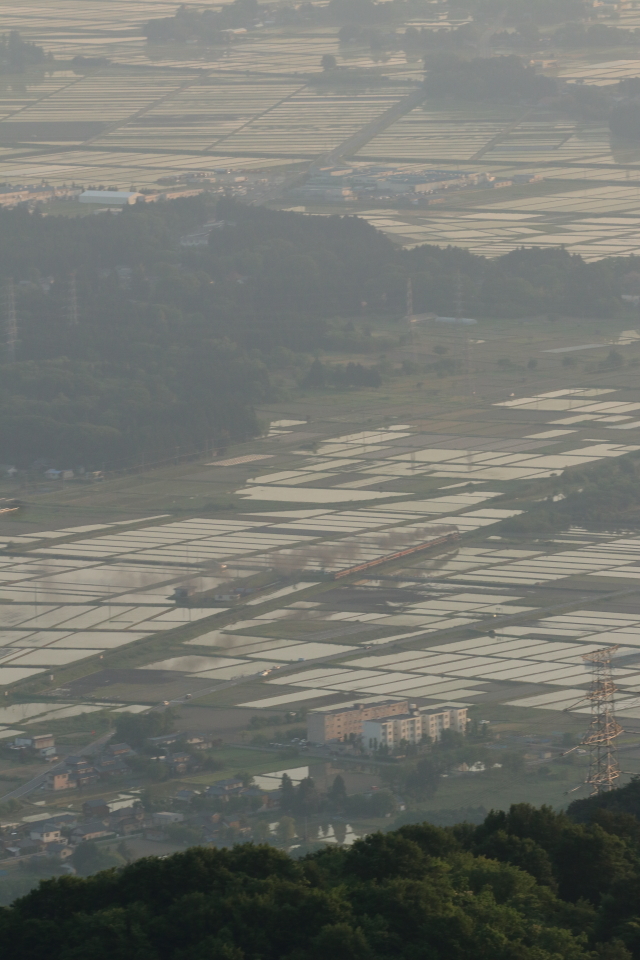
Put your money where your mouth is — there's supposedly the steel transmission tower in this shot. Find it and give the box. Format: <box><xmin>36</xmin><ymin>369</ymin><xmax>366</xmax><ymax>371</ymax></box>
<box><xmin>581</xmin><ymin>645</ymin><xmax>623</xmax><ymax>795</ymax></box>
<box><xmin>4</xmin><ymin>278</ymin><xmax>17</xmax><ymax>363</ymax></box>
<box><xmin>68</xmin><ymin>270</ymin><xmax>79</xmax><ymax>326</ymax></box>
<box><xmin>406</xmin><ymin>277</ymin><xmax>413</xmax><ymax>323</ymax></box>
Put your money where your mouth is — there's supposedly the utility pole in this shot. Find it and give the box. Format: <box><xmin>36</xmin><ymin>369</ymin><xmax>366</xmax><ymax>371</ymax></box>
<box><xmin>68</xmin><ymin>270</ymin><xmax>79</xmax><ymax>326</ymax></box>
<box><xmin>581</xmin><ymin>646</ymin><xmax>623</xmax><ymax>795</ymax></box>
<box><xmin>4</xmin><ymin>278</ymin><xmax>17</xmax><ymax>363</ymax></box>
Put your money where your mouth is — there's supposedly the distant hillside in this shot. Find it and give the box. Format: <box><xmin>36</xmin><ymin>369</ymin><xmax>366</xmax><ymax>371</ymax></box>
<box><xmin>2</xmin><ymin>800</ymin><xmax>640</xmax><ymax>959</ymax></box>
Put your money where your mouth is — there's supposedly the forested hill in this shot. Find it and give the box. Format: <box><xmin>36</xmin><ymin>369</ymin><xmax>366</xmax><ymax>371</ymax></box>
<box><xmin>0</xmin><ymin>195</ymin><xmax>634</xmax><ymax>469</ymax></box>
<box><xmin>4</xmin><ymin>798</ymin><xmax>640</xmax><ymax>959</ymax></box>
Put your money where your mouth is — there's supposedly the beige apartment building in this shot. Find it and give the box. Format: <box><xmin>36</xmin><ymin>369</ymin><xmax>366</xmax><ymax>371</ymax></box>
<box><xmin>307</xmin><ymin>699</ymin><xmax>409</xmax><ymax>743</ymax></box>
<box><xmin>363</xmin><ymin>705</ymin><xmax>468</xmax><ymax>752</ymax></box>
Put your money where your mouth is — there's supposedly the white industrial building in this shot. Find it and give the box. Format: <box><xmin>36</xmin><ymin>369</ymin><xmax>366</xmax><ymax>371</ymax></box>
<box><xmin>79</xmin><ymin>190</ymin><xmax>140</xmax><ymax>206</ymax></box>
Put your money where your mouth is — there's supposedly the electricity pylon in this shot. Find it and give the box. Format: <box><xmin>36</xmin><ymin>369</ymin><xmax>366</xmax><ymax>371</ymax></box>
<box><xmin>581</xmin><ymin>646</ymin><xmax>623</xmax><ymax>795</ymax></box>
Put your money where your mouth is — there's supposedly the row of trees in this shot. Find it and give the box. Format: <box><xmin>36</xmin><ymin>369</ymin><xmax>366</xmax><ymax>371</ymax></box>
<box><xmin>449</xmin><ymin>0</ymin><xmax>589</xmax><ymax>26</ymax></box>
<box><xmin>412</xmin><ymin>22</ymin><xmax>640</xmax><ymax>55</ymax></box>
<box><xmin>145</xmin><ymin>0</ymin><xmax>471</xmax><ymax>39</ymax></box>
<box><xmin>280</xmin><ymin>772</ymin><xmax>397</xmax><ymax>819</ymax></box>
<box><xmin>497</xmin><ymin>22</ymin><xmax>640</xmax><ymax>51</ymax></box>
<box><xmin>147</xmin><ymin>0</ymin><xmax>592</xmax><ymax>40</ymax></box>
<box><xmin>145</xmin><ymin>0</ymin><xmax>634</xmax><ymax>56</ymax></box>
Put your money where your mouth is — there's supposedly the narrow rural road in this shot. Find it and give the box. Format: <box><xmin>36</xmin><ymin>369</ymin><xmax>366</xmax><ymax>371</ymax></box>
<box><xmin>320</xmin><ymin>85</ymin><xmax>427</xmax><ymax>166</ymax></box>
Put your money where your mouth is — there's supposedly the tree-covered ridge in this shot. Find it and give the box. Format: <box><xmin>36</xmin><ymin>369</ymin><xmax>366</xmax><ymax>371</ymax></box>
<box><xmin>4</xmin><ymin>798</ymin><xmax>640</xmax><ymax>959</ymax></box>
<box><xmin>0</xmin><ymin>195</ymin><xmax>636</xmax><ymax>468</ymax></box>
<box><xmin>569</xmin><ymin>776</ymin><xmax>640</xmax><ymax>825</ymax></box>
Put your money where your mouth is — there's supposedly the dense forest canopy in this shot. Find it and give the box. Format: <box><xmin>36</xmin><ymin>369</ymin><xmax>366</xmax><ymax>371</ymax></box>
<box><xmin>0</xmin><ymin>196</ymin><xmax>635</xmax><ymax>469</ymax></box>
<box><xmin>502</xmin><ymin>451</ymin><xmax>640</xmax><ymax>535</ymax></box>
<box><xmin>424</xmin><ymin>54</ymin><xmax>557</xmax><ymax>102</ymax></box>
<box><xmin>6</xmin><ymin>788</ymin><xmax>640</xmax><ymax>959</ymax></box>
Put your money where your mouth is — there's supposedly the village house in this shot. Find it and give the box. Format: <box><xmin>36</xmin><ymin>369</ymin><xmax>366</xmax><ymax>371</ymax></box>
<box><xmin>4</xmin><ymin>838</ymin><xmax>45</xmax><ymax>858</ymax></box>
<box><xmin>184</xmin><ymin>734</ymin><xmax>215</xmax><ymax>751</ymax></box>
<box><xmin>167</xmin><ymin>751</ymin><xmax>192</xmax><ymax>775</ymax></box>
<box><xmin>152</xmin><ymin>811</ymin><xmax>184</xmax><ymax>826</ymax></box>
<box><xmin>46</xmin><ymin>771</ymin><xmax>76</xmax><ymax>791</ymax></box>
<box><xmin>71</xmin><ymin>820</ymin><xmax>112</xmax><ymax>843</ymax></box>
<box><xmin>46</xmin><ymin>842</ymin><xmax>74</xmax><ymax>862</ymax></box>
<box><xmin>64</xmin><ymin>756</ymin><xmax>98</xmax><ymax>788</ymax></box>
<box><xmin>29</xmin><ymin>825</ymin><xmax>61</xmax><ymax>844</ymax></box>
<box><xmin>105</xmin><ymin>742</ymin><xmax>135</xmax><ymax>758</ymax></box>
<box><xmin>82</xmin><ymin>799</ymin><xmax>110</xmax><ymax>820</ymax></box>
<box><xmin>205</xmin><ymin>778</ymin><xmax>244</xmax><ymax>800</ymax></box>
